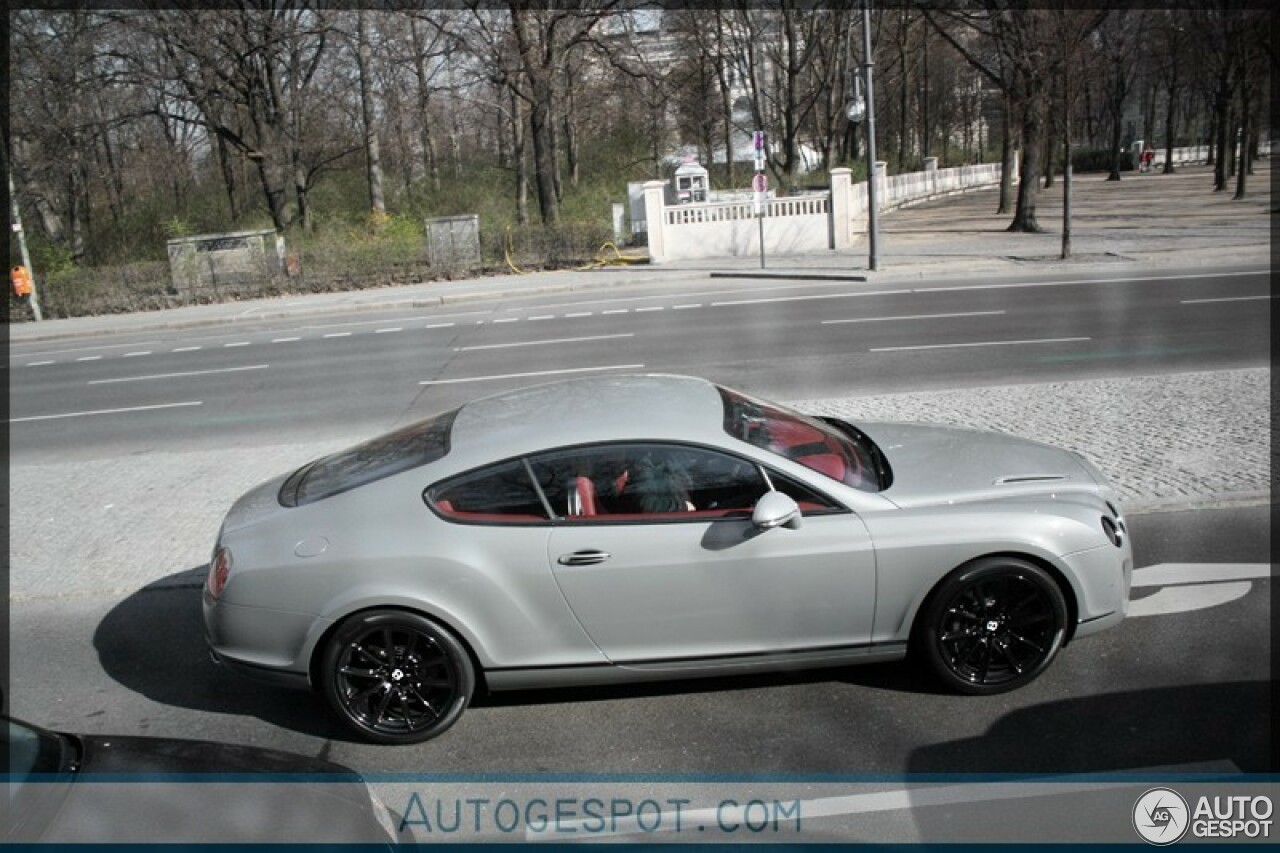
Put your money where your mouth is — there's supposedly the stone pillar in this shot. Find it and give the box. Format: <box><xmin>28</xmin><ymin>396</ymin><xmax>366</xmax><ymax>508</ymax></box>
<box><xmin>642</xmin><ymin>180</ymin><xmax>667</xmax><ymax>264</ymax></box>
<box><xmin>829</xmin><ymin>167</ymin><xmax>852</xmax><ymax>250</ymax></box>
<box><xmin>875</xmin><ymin>162</ymin><xmax>888</xmax><ymax>209</ymax></box>
<box><xmin>923</xmin><ymin>157</ymin><xmax>939</xmax><ymax>196</ymax></box>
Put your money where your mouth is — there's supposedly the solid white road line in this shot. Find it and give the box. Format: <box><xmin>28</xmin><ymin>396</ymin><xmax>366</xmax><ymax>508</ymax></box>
<box><xmin>824</xmin><ymin>310</ymin><xmax>1006</xmax><ymax>325</ymax></box>
<box><xmin>1180</xmin><ymin>295</ymin><xmax>1276</xmax><ymax>304</ymax></box>
<box><xmin>456</xmin><ymin>334</ymin><xmax>635</xmax><ymax>352</ymax></box>
<box><xmin>87</xmin><ymin>364</ymin><xmax>270</xmax><ymax>385</ymax></box>
<box><xmin>419</xmin><ymin>364</ymin><xmax>644</xmax><ymax>386</ymax></box>
<box><xmin>913</xmin><ymin>269</ymin><xmax>1268</xmax><ymax>293</ymax></box>
<box><xmin>870</xmin><ymin>337</ymin><xmax>1089</xmax><ymax>352</ymax></box>
<box><xmin>1131</xmin><ymin>563</ymin><xmax>1273</xmax><ymax>587</ymax></box>
<box><xmin>712</xmin><ymin>289</ymin><xmax>911</xmax><ymax>307</ymax></box>
<box><xmin>10</xmin><ymin>401</ymin><xmax>203</xmax><ymax>423</ymax></box>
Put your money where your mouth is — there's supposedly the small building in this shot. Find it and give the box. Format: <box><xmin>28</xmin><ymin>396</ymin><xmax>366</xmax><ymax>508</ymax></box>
<box><xmin>672</xmin><ymin>159</ymin><xmax>709</xmax><ymax>204</ymax></box>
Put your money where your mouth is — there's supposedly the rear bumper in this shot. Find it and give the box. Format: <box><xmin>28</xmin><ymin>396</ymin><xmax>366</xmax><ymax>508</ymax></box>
<box><xmin>207</xmin><ymin>646</ymin><xmax>312</xmax><ymax>690</ymax></box>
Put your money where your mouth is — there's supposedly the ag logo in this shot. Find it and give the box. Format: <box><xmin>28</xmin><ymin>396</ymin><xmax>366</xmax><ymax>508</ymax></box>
<box><xmin>1134</xmin><ymin>788</ymin><xmax>1190</xmax><ymax>845</ymax></box>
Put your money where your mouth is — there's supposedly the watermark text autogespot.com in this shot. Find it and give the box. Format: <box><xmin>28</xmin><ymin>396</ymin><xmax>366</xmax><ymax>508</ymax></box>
<box><xmin>397</xmin><ymin>793</ymin><xmax>803</xmax><ymax>838</ymax></box>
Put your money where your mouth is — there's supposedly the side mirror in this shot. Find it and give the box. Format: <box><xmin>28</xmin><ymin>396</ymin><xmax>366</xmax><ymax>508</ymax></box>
<box><xmin>752</xmin><ymin>491</ymin><xmax>802</xmax><ymax>531</ymax></box>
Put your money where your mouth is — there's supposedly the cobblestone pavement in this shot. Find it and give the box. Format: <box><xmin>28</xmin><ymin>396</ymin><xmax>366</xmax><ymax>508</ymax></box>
<box><xmin>9</xmin><ymin>368</ymin><xmax>1269</xmax><ymax>602</ymax></box>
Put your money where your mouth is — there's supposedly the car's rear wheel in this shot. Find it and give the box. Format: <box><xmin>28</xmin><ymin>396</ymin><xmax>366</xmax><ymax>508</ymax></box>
<box><xmin>916</xmin><ymin>558</ymin><xmax>1067</xmax><ymax>695</ymax></box>
<box><xmin>320</xmin><ymin>610</ymin><xmax>474</xmax><ymax>744</ymax></box>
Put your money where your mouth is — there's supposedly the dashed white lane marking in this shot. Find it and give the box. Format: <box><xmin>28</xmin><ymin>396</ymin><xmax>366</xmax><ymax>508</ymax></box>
<box><xmin>88</xmin><ymin>364</ymin><xmax>270</xmax><ymax>386</ymax></box>
<box><xmin>123</xmin><ymin>351</ymin><xmax>153</xmax><ymax>357</ymax></box>
<box><xmin>173</xmin><ymin>346</ymin><xmax>202</xmax><ymax>352</ymax></box>
<box><xmin>323</xmin><ymin>332</ymin><xmax>352</xmax><ymax>338</ymax></box>
<box><xmin>224</xmin><ymin>341</ymin><xmax>250</xmax><ymax>348</ymax></box>
<box><xmin>602</xmin><ymin>309</ymin><xmax>629</xmax><ymax>315</ymax></box>
<box><xmin>870</xmin><ymin>337</ymin><xmax>1089</xmax><ymax>352</ymax></box>
<box><xmin>426</xmin><ymin>322</ymin><xmax>455</xmax><ymax>329</ymax></box>
<box><xmin>271</xmin><ymin>337</ymin><xmax>301</xmax><ymax>343</ymax></box>
<box><xmin>419</xmin><ymin>364</ymin><xmax>644</xmax><ymax>386</ymax></box>
<box><xmin>673</xmin><ymin>304</ymin><xmax>702</xmax><ymax>310</ymax></box>
<box><xmin>634</xmin><ymin>306</ymin><xmax>664</xmax><ymax>313</ymax></box>
<box><xmin>375</xmin><ymin>328</ymin><xmax>402</xmax><ymax>334</ymax></box>
<box><xmin>494</xmin><ymin>318</ymin><xmax>520</xmax><ymax>324</ymax></box>
<box><xmin>76</xmin><ymin>356</ymin><xmax>102</xmax><ymax>362</ymax></box>
<box><xmin>9</xmin><ymin>401</ymin><xmax>202</xmax><ymax>423</ymax></box>
<box><xmin>824</xmin><ymin>310</ymin><xmax>1006</xmax><ymax>325</ymax></box>
<box><xmin>28</xmin><ymin>361</ymin><xmax>55</xmax><ymax>366</ymax></box>
<box><xmin>564</xmin><ymin>312</ymin><xmax>594</xmax><ymax>318</ymax></box>
<box><xmin>455</xmin><ymin>333</ymin><xmax>634</xmax><ymax>352</ymax></box>
<box><xmin>529</xmin><ymin>315</ymin><xmax>556</xmax><ymax>321</ymax></box>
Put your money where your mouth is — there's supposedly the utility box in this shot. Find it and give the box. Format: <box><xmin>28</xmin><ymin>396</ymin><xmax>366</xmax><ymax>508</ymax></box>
<box><xmin>424</xmin><ymin>214</ymin><xmax>481</xmax><ymax>267</ymax></box>
<box><xmin>166</xmin><ymin>229</ymin><xmax>285</xmax><ymax>295</ymax></box>
<box><xmin>672</xmin><ymin>159</ymin><xmax>709</xmax><ymax>204</ymax></box>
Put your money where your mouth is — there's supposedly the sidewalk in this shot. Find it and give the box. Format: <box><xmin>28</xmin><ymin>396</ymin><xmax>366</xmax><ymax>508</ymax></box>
<box><xmin>7</xmin><ymin>163</ymin><xmax>1270</xmax><ymax>343</ymax></box>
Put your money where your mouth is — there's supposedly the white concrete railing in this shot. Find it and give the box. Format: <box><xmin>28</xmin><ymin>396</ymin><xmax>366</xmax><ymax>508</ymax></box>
<box><xmin>651</xmin><ymin>187</ymin><xmax>831</xmax><ymax>260</ymax></box>
<box><xmin>643</xmin><ymin>157</ymin><xmax>1006</xmax><ymax>263</ymax></box>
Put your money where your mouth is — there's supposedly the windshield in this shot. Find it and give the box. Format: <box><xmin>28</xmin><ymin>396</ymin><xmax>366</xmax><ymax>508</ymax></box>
<box><xmin>719</xmin><ymin>386</ymin><xmax>886</xmax><ymax>493</ymax></box>
<box><xmin>280</xmin><ymin>408</ymin><xmax>458</xmax><ymax>507</ymax></box>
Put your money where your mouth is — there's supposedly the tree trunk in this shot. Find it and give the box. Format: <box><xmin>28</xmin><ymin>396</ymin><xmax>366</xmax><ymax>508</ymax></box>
<box><xmin>997</xmin><ymin>96</ymin><xmax>1014</xmax><ymax>215</ymax></box>
<box><xmin>1008</xmin><ymin>102</ymin><xmax>1044</xmax><ymax>232</ymax></box>
<box><xmin>356</xmin><ymin>11</ymin><xmax>386</xmax><ymax>216</ymax></box>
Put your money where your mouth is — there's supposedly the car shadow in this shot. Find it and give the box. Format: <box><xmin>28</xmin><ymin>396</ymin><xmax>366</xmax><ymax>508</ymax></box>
<box><xmin>902</xmin><ymin>682</ymin><xmax>1271</xmax><ymax>843</ymax></box>
<box><xmin>906</xmin><ymin>681</ymin><xmax>1272</xmax><ymax>775</ymax></box>
<box><xmin>95</xmin><ymin>568</ymin><xmax>943</xmax><ymax>738</ymax></box>
<box><xmin>92</xmin><ymin>567</ymin><xmax>351</xmax><ymax>742</ymax></box>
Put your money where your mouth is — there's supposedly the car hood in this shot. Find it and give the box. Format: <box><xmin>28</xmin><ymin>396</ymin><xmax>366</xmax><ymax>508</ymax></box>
<box><xmin>24</xmin><ymin>735</ymin><xmax>397</xmax><ymax>843</ymax></box>
<box><xmin>858</xmin><ymin>421</ymin><xmax>1098</xmax><ymax>509</ymax></box>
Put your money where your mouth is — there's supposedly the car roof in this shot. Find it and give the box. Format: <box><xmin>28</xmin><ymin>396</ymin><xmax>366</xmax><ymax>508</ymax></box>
<box><xmin>448</xmin><ymin>373</ymin><xmax>726</xmax><ymax>461</ymax></box>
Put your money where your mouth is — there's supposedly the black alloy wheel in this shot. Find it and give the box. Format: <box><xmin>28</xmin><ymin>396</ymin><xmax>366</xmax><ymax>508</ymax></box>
<box><xmin>321</xmin><ymin>610</ymin><xmax>474</xmax><ymax>744</ymax></box>
<box><xmin>916</xmin><ymin>558</ymin><xmax>1068</xmax><ymax>695</ymax></box>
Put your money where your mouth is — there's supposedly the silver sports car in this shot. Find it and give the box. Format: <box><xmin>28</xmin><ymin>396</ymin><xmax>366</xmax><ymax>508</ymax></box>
<box><xmin>204</xmin><ymin>374</ymin><xmax>1132</xmax><ymax>744</ymax></box>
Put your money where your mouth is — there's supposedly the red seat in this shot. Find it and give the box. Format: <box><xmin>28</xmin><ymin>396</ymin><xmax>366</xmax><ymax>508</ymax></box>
<box><xmin>801</xmin><ymin>453</ymin><xmax>847</xmax><ymax>482</ymax></box>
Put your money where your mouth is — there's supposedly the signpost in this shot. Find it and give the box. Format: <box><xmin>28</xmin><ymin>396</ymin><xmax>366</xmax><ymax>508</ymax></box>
<box><xmin>753</xmin><ymin>130</ymin><xmax>767</xmax><ymax>269</ymax></box>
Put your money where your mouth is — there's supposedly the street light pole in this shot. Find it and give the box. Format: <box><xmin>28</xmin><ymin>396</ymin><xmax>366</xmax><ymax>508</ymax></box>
<box><xmin>861</xmin><ymin>0</ymin><xmax>880</xmax><ymax>271</ymax></box>
<box><xmin>8</xmin><ymin>166</ymin><xmax>43</xmax><ymax>321</ymax></box>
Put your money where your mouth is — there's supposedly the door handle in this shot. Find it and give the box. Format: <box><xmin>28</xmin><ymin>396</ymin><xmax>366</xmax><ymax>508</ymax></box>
<box><xmin>557</xmin><ymin>550</ymin><xmax>611</xmax><ymax>566</ymax></box>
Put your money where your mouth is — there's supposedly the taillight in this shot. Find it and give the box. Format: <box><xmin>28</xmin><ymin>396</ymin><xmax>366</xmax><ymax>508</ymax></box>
<box><xmin>208</xmin><ymin>546</ymin><xmax>232</xmax><ymax>598</ymax></box>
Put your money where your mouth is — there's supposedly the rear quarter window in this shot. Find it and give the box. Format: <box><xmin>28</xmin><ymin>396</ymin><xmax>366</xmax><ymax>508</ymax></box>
<box><xmin>280</xmin><ymin>409</ymin><xmax>457</xmax><ymax>507</ymax></box>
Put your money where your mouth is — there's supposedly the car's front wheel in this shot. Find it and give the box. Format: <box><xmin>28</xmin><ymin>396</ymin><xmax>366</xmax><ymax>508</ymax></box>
<box><xmin>320</xmin><ymin>609</ymin><xmax>474</xmax><ymax>744</ymax></box>
<box><xmin>915</xmin><ymin>558</ymin><xmax>1068</xmax><ymax>695</ymax></box>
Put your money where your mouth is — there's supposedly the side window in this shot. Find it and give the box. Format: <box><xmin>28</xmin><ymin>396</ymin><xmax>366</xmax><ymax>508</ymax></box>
<box><xmin>529</xmin><ymin>444</ymin><xmax>772</xmax><ymax>521</ymax></box>
<box><xmin>426</xmin><ymin>460</ymin><xmax>548</xmax><ymax>523</ymax></box>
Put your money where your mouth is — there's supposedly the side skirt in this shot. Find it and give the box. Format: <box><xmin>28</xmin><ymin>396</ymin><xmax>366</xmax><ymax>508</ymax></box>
<box><xmin>485</xmin><ymin>643</ymin><xmax>909</xmax><ymax>691</ymax></box>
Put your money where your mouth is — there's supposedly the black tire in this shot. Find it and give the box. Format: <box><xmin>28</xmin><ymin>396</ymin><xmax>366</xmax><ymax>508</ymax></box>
<box><xmin>320</xmin><ymin>609</ymin><xmax>474</xmax><ymax>744</ymax></box>
<box><xmin>915</xmin><ymin>558</ymin><xmax>1068</xmax><ymax>695</ymax></box>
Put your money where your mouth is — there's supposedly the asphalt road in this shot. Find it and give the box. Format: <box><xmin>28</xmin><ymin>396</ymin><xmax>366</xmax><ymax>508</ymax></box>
<box><xmin>9</xmin><ymin>505</ymin><xmax>1270</xmax><ymax>776</ymax></box>
<box><xmin>7</xmin><ymin>264</ymin><xmax>1271</xmax><ymax>464</ymax></box>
